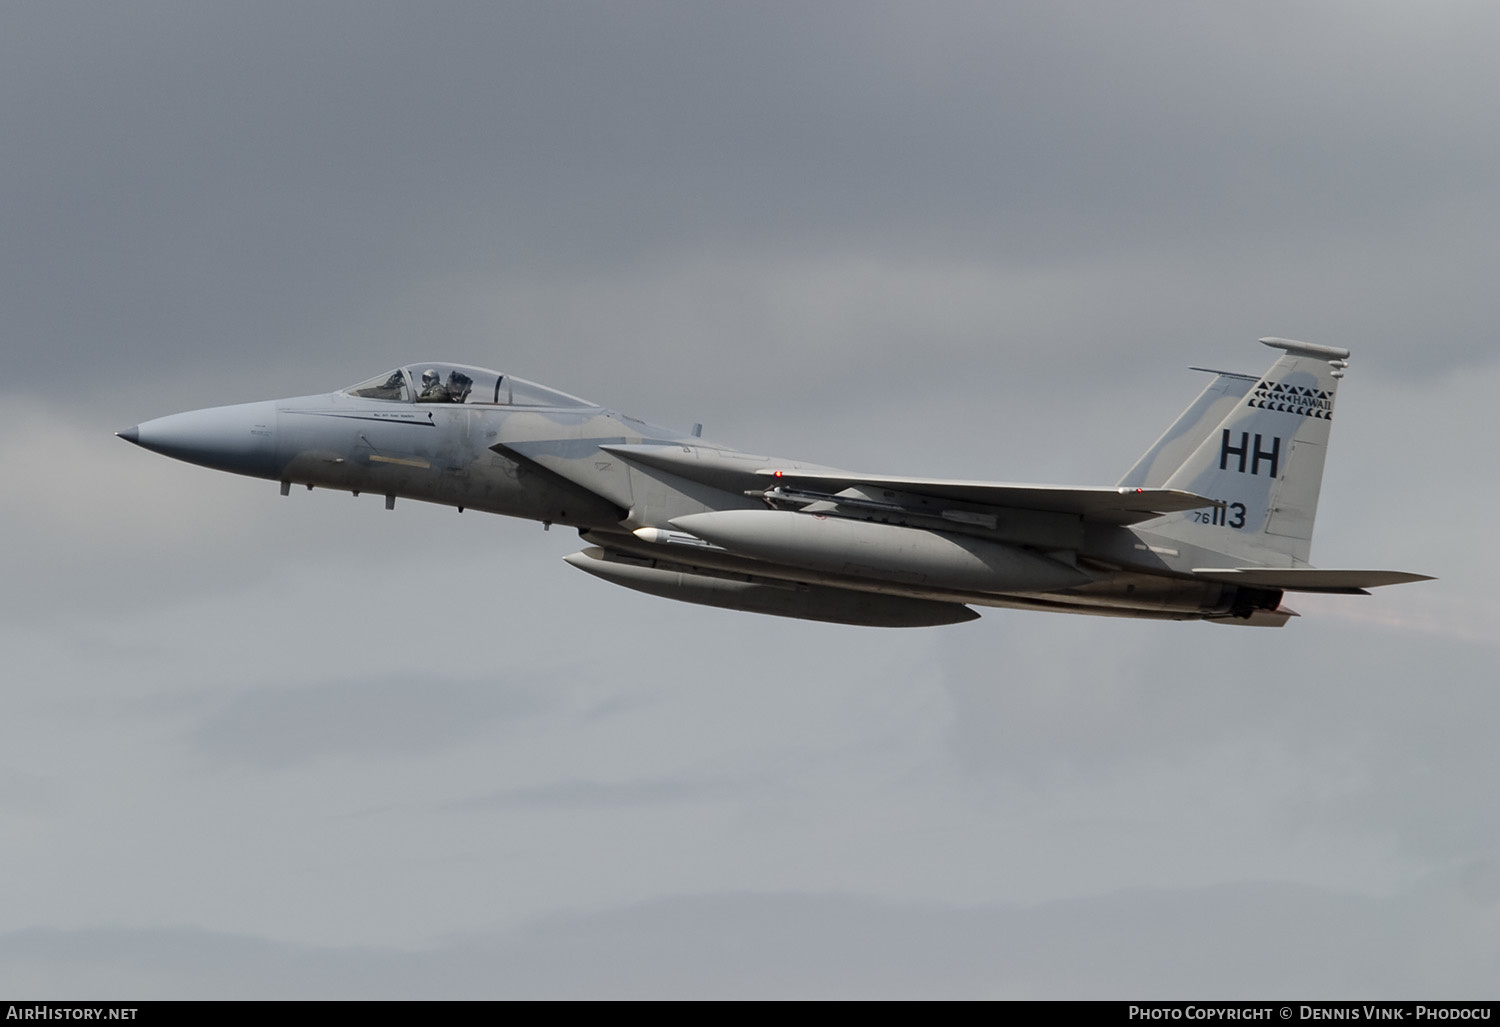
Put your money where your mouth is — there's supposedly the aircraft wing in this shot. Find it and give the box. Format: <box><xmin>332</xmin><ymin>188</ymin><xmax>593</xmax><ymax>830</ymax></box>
<box><xmin>754</xmin><ymin>469</ymin><xmax>1216</xmax><ymax>525</ymax></box>
<box><xmin>1190</xmin><ymin>567</ymin><xmax>1436</xmax><ymax>594</ymax></box>
<box><xmin>591</xmin><ymin>445</ymin><xmax>1213</xmax><ymax>525</ymax></box>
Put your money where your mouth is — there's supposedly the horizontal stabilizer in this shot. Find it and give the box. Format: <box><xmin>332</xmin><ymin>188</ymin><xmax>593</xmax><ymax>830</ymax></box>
<box><xmin>1191</xmin><ymin>567</ymin><xmax>1435</xmax><ymax>594</ymax></box>
<box><xmin>755</xmin><ymin>470</ymin><xmax>1216</xmax><ymax>525</ymax></box>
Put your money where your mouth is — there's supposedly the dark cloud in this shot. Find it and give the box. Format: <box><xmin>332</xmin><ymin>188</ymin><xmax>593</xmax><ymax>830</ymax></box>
<box><xmin>6</xmin><ymin>4</ymin><xmax>1495</xmax><ymax>394</ymax></box>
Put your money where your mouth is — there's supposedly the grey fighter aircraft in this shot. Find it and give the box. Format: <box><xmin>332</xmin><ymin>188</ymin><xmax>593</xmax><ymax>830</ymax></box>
<box><xmin>118</xmin><ymin>339</ymin><xmax>1430</xmax><ymax>627</ymax></box>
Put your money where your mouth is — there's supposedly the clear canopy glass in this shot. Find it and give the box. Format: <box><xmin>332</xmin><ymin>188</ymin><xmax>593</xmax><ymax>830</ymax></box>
<box><xmin>344</xmin><ymin>364</ymin><xmax>591</xmax><ymax>408</ymax></box>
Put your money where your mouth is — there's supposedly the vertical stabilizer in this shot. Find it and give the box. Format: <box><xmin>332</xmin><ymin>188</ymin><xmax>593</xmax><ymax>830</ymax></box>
<box><xmin>1118</xmin><ymin>369</ymin><xmax>1257</xmax><ymax>489</ymax></box>
<box><xmin>1149</xmin><ymin>339</ymin><xmax>1350</xmax><ymax>565</ymax></box>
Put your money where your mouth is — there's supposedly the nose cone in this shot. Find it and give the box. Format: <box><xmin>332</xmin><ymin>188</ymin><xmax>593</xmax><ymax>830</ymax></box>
<box><xmin>118</xmin><ymin>400</ymin><xmax>281</xmax><ymax>479</ymax></box>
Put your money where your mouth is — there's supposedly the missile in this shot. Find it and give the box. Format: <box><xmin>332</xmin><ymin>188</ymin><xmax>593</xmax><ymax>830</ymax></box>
<box><xmin>631</xmin><ymin>527</ymin><xmax>722</xmax><ymax>549</ymax></box>
<box><xmin>563</xmin><ymin>548</ymin><xmax>979</xmax><ymax>627</ymax></box>
<box><xmin>668</xmin><ymin>510</ymin><xmax>1090</xmax><ymax>594</ymax></box>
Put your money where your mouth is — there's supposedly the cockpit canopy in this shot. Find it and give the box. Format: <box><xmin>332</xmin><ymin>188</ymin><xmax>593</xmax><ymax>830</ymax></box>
<box><xmin>344</xmin><ymin>364</ymin><xmax>591</xmax><ymax>408</ymax></box>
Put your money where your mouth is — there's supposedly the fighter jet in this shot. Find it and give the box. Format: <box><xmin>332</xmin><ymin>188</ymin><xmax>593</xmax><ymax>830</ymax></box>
<box><xmin>118</xmin><ymin>338</ymin><xmax>1430</xmax><ymax>627</ymax></box>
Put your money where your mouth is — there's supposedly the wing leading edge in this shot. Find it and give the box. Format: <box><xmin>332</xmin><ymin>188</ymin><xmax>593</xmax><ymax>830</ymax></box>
<box><xmin>753</xmin><ymin>469</ymin><xmax>1217</xmax><ymax>525</ymax></box>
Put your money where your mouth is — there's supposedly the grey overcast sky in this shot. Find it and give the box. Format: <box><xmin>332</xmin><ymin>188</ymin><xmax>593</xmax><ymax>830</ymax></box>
<box><xmin>1</xmin><ymin>1</ymin><xmax>1496</xmax><ymax>998</ymax></box>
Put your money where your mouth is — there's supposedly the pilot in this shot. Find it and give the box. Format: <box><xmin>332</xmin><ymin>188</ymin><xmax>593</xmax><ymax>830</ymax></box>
<box><xmin>417</xmin><ymin>368</ymin><xmax>452</xmax><ymax>403</ymax></box>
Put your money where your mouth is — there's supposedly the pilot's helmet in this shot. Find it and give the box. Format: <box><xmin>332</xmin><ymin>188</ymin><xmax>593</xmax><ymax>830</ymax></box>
<box><xmin>421</xmin><ymin>369</ymin><xmax>440</xmax><ymax>386</ymax></box>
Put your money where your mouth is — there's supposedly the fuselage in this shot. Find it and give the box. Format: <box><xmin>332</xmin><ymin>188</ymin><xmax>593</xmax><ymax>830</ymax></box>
<box><xmin>119</xmin><ymin>361</ymin><xmax>1285</xmax><ymax>626</ymax></box>
<box><xmin>125</xmin><ymin>366</ymin><xmax>653</xmax><ymax>529</ymax></box>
